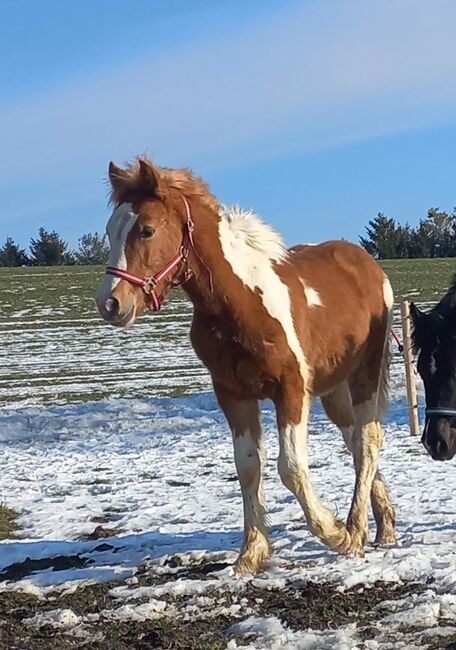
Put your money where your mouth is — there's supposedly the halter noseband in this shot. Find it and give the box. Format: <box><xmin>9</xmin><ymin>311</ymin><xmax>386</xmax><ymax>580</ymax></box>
<box><xmin>426</xmin><ymin>407</ymin><xmax>456</xmax><ymax>418</ymax></box>
<box><xmin>106</xmin><ymin>196</ymin><xmax>202</xmax><ymax>312</ymax></box>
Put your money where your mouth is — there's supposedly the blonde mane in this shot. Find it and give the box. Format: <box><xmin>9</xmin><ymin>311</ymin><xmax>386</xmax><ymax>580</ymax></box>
<box><xmin>109</xmin><ymin>156</ymin><xmax>219</xmax><ymax>213</ymax></box>
<box><xmin>219</xmin><ymin>205</ymin><xmax>288</xmax><ymax>263</ymax></box>
<box><xmin>108</xmin><ymin>157</ymin><xmax>287</xmax><ymax>263</ymax></box>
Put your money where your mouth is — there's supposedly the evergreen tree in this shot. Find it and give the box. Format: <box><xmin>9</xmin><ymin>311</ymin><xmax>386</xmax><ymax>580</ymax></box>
<box><xmin>359</xmin><ymin>213</ymin><xmax>402</xmax><ymax>259</ymax></box>
<box><xmin>74</xmin><ymin>232</ymin><xmax>109</xmax><ymax>265</ymax></box>
<box><xmin>29</xmin><ymin>228</ymin><xmax>74</xmax><ymax>266</ymax></box>
<box><xmin>360</xmin><ymin>206</ymin><xmax>456</xmax><ymax>259</ymax></box>
<box><xmin>421</xmin><ymin>208</ymin><xmax>456</xmax><ymax>257</ymax></box>
<box><xmin>0</xmin><ymin>237</ymin><xmax>29</xmax><ymax>267</ymax></box>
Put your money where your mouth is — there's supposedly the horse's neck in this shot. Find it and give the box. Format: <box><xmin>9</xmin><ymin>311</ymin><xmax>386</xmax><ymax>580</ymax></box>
<box><xmin>183</xmin><ymin>203</ymin><xmax>242</xmax><ymax>319</ymax></box>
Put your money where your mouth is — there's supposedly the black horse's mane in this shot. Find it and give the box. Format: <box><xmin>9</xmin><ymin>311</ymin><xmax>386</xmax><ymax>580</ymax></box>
<box><xmin>411</xmin><ymin>274</ymin><xmax>456</xmax><ymax>351</ymax></box>
<box><xmin>433</xmin><ymin>274</ymin><xmax>456</xmax><ymax>316</ymax></box>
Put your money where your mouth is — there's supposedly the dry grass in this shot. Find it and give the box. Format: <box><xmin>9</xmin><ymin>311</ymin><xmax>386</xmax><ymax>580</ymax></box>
<box><xmin>0</xmin><ymin>503</ymin><xmax>20</xmax><ymax>540</ymax></box>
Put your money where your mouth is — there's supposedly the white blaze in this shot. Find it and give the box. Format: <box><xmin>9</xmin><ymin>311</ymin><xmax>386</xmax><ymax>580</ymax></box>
<box><xmin>97</xmin><ymin>203</ymin><xmax>138</xmax><ymax>303</ymax></box>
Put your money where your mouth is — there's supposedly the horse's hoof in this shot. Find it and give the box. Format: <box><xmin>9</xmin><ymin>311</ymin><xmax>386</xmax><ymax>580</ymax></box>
<box><xmin>234</xmin><ymin>528</ymin><xmax>272</xmax><ymax>576</ymax></box>
<box><xmin>374</xmin><ymin>529</ymin><xmax>397</xmax><ymax>547</ymax></box>
<box><xmin>342</xmin><ymin>528</ymin><xmax>367</xmax><ymax>557</ymax></box>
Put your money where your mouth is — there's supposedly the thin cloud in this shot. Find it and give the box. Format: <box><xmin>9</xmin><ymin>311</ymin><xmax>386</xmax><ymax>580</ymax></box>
<box><xmin>1</xmin><ymin>0</ymin><xmax>456</xmax><ymax>198</ymax></box>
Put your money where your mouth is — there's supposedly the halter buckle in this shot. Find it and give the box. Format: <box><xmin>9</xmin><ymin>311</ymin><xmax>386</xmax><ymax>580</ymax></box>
<box><xmin>143</xmin><ymin>276</ymin><xmax>158</xmax><ymax>294</ymax></box>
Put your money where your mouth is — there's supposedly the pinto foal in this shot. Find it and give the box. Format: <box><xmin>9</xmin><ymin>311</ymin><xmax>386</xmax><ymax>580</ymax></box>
<box><xmin>96</xmin><ymin>157</ymin><xmax>396</xmax><ymax>575</ymax></box>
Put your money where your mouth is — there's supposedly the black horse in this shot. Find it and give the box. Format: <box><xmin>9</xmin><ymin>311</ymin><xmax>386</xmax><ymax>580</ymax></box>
<box><xmin>411</xmin><ymin>277</ymin><xmax>456</xmax><ymax>461</ymax></box>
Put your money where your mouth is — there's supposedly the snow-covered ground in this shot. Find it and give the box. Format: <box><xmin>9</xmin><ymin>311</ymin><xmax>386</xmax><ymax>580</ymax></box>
<box><xmin>1</xmin><ymin>357</ymin><xmax>456</xmax><ymax>648</ymax></box>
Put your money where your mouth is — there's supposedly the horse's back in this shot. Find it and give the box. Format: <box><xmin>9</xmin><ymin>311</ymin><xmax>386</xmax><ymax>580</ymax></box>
<box><xmin>288</xmin><ymin>240</ymin><xmax>387</xmax><ymax>312</ymax></box>
<box><xmin>286</xmin><ymin>240</ymin><xmax>392</xmax><ymax>394</ymax></box>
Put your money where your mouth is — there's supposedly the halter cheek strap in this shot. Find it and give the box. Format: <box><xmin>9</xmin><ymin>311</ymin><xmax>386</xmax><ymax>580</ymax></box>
<box><xmin>426</xmin><ymin>407</ymin><xmax>456</xmax><ymax>418</ymax></box>
<box><xmin>105</xmin><ymin>196</ymin><xmax>212</xmax><ymax>312</ymax></box>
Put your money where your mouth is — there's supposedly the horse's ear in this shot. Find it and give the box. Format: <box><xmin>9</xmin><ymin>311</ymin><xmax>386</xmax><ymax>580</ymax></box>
<box><xmin>108</xmin><ymin>161</ymin><xmax>130</xmax><ymax>192</ymax></box>
<box><xmin>410</xmin><ymin>302</ymin><xmax>423</xmax><ymax>325</ymax></box>
<box><xmin>138</xmin><ymin>159</ymin><xmax>165</xmax><ymax>199</ymax></box>
<box><xmin>410</xmin><ymin>302</ymin><xmax>428</xmax><ymax>352</ymax></box>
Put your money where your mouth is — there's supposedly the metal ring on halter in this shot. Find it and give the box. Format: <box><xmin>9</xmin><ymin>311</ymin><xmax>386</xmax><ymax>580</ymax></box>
<box><xmin>143</xmin><ymin>277</ymin><xmax>158</xmax><ymax>294</ymax></box>
<box><xmin>426</xmin><ymin>407</ymin><xmax>456</xmax><ymax>418</ymax></box>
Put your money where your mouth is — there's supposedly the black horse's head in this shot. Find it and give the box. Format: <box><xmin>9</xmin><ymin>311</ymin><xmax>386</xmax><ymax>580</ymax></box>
<box><xmin>411</xmin><ymin>295</ymin><xmax>456</xmax><ymax>461</ymax></box>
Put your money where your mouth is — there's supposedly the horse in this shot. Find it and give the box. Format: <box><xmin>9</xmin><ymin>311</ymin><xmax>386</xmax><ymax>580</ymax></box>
<box><xmin>411</xmin><ymin>278</ymin><xmax>456</xmax><ymax>461</ymax></box>
<box><xmin>96</xmin><ymin>156</ymin><xmax>396</xmax><ymax>575</ymax></box>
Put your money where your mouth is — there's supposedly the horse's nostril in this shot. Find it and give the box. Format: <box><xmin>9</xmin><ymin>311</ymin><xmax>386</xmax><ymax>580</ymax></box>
<box><xmin>436</xmin><ymin>437</ymin><xmax>449</xmax><ymax>456</ymax></box>
<box><xmin>105</xmin><ymin>297</ymin><xmax>119</xmax><ymax>314</ymax></box>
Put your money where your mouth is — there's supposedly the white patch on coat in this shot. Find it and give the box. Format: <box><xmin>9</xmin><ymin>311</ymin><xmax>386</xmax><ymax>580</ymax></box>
<box><xmin>383</xmin><ymin>276</ymin><xmax>394</xmax><ymax>310</ymax></box>
<box><xmin>429</xmin><ymin>352</ymin><xmax>437</xmax><ymax>376</ymax></box>
<box><xmin>299</xmin><ymin>279</ymin><xmax>323</xmax><ymax>308</ymax></box>
<box><xmin>97</xmin><ymin>203</ymin><xmax>138</xmax><ymax>303</ymax></box>
<box><xmin>218</xmin><ymin>205</ymin><xmax>308</xmax><ymax>384</ymax></box>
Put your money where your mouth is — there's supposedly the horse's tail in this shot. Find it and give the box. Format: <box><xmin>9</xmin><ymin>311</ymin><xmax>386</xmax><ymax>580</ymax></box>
<box><xmin>377</xmin><ymin>277</ymin><xmax>394</xmax><ymax>420</ymax></box>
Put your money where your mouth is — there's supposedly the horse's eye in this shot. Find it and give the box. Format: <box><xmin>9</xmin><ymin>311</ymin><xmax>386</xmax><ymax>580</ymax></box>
<box><xmin>140</xmin><ymin>226</ymin><xmax>155</xmax><ymax>239</ymax></box>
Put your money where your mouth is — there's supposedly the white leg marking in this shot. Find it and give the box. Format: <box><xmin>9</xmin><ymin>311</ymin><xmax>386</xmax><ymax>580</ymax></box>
<box><xmin>97</xmin><ymin>203</ymin><xmax>138</xmax><ymax>303</ymax></box>
<box><xmin>278</xmin><ymin>402</ymin><xmax>347</xmax><ymax>548</ymax></box>
<box><xmin>347</xmin><ymin>395</ymin><xmax>381</xmax><ymax>546</ymax></box>
<box><xmin>233</xmin><ymin>430</ymin><xmax>266</xmax><ymax>533</ymax></box>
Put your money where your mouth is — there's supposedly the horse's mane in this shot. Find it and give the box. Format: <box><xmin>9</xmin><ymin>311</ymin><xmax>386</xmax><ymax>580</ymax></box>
<box><xmin>109</xmin><ymin>156</ymin><xmax>288</xmax><ymax>263</ymax></box>
<box><xmin>432</xmin><ymin>273</ymin><xmax>456</xmax><ymax>316</ymax></box>
<box><xmin>220</xmin><ymin>205</ymin><xmax>288</xmax><ymax>263</ymax></box>
<box><xmin>109</xmin><ymin>157</ymin><xmax>219</xmax><ymax>213</ymax></box>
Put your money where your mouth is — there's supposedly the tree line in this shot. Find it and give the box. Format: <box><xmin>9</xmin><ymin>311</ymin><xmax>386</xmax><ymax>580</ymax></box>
<box><xmin>2</xmin><ymin>205</ymin><xmax>455</xmax><ymax>266</ymax></box>
<box><xmin>359</xmin><ymin>207</ymin><xmax>456</xmax><ymax>259</ymax></box>
<box><xmin>0</xmin><ymin>229</ymin><xmax>109</xmax><ymax>266</ymax></box>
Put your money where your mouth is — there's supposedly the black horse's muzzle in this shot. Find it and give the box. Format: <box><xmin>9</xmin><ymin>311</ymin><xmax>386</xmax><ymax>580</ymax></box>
<box><xmin>422</xmin><ymin>409</ymin><xmax>456</xmax><ymax>461</ymax></box>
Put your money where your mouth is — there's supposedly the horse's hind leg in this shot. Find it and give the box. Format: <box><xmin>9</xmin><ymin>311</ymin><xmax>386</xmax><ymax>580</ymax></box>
<box><xmin>345</xmin><ymin>353</ymin><xmax>396</xmax><ymax>553</ymax></box>
<box><xmin>214</xmin><ymin>382</ymin><xmax>271</xmax><ymax>576</ymax></box>
<box><xmin>321</xmin><ymin>381</ymin><xmax>395</xmax><ymax>547</ymax></box>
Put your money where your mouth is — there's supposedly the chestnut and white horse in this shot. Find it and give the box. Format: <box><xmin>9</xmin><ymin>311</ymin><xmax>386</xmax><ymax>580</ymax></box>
<box><xmin>96</xmin><ymin>157</ymin><xmax>396</xmax><ymax>575</ymax></box>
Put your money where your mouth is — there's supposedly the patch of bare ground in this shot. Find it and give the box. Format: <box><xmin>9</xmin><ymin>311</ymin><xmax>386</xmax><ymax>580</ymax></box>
<box><xmin>0</xmin><ymin>555</ymin><xmax>446</xmax><ymax>649</ymax></box>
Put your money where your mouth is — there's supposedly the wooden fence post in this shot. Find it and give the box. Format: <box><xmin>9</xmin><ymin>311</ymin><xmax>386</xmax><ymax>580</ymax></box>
<box><xmin>400</xmin><ymin>301</ymin><xmax>420</xmax><ymax>436</ymax></box>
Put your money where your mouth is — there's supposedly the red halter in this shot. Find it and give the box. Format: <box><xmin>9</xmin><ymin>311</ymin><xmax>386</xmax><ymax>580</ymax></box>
<box><xmin>105</xmin><ymin>196</ymin><xmax>206</xmax><ymax>312</ymax></box>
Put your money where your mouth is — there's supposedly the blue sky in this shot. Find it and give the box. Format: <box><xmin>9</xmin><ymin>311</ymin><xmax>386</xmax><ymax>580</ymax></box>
<box><xmin>1</xmin><ymin>0</ymin><xmax>456</xmax><ymax>249</ymax></box>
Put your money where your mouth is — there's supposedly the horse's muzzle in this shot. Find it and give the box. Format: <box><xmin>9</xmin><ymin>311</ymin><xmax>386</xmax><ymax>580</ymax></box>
<box><xmin>97</xmin><ymin>297</ymin><xmax>136</xmax><ymax>328</ymax></box>
<box><xmin>422</xmin><ymin>418</ymin><xmax>456</xmax><ymax>461</ymax></box>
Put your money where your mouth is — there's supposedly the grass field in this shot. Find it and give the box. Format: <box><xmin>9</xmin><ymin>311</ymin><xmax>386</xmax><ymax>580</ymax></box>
<box><xmin>0</xmin><ymin>258</ymin><xmax>454</xmax><ymax>407</ymax></box>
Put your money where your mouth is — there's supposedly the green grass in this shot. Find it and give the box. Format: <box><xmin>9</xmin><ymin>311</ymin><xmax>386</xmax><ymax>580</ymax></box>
<box><xmin>0</xmin><ymin>259</ymin><xmax>454</xmax><ymax>407</ymax></box>
<box><xmin>0</xmin><ymin>257</ymin><xmax>452</xmax><ymax>318</ymax></box>
<box><xmin>380</xmin><ymin>257</ymin><xmax>456</xmax><ymax>305</ymax></box>
<box><xmin>0</xmin><ymin>264</ymin><xmax>105</xmax><ymax>320</ymax></box>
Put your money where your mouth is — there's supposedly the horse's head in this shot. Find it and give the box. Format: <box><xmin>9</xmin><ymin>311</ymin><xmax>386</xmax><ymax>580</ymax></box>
<box><xmin>411</xmin><ymin>301</ymin><xmax>456</xmax><ymax>461</ymax></box>
<box><xmin>96</xmin><ymin>159</ymin><xmax>193</xmax><ymax>327</ymax></box>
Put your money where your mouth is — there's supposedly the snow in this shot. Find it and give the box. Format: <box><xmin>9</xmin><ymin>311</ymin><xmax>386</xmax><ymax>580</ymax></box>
<box><xmin>25</xmin><ymin>608</ymin><xmax>82</xmax><ymax>629</ymax></box>
<box><xmin>0</xmin><ymin>325</ymin><xmax>455</xmax><ymax>647</ymax></box>
<box><xmin>227</xmin><ymin>617</ymin><xmax>357</xmax><ymax>649</ymax></box>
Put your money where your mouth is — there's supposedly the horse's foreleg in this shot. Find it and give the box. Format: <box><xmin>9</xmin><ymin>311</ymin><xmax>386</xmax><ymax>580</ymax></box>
<box><xmin>214</xmin><ymin>383</ymin><xmax>271</xmax><ymax>575</ymax></box>
<box><xmin>276</xmin><ymin>388</ymin><xmax>351</xmax><ymax>553</ymax></box>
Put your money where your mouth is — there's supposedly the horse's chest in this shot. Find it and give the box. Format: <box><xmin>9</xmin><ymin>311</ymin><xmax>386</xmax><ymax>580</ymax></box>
<box><xmin>191</xmin><ymin>322</ymin><xmax>278</xmax><ymax>400</ymax></box>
